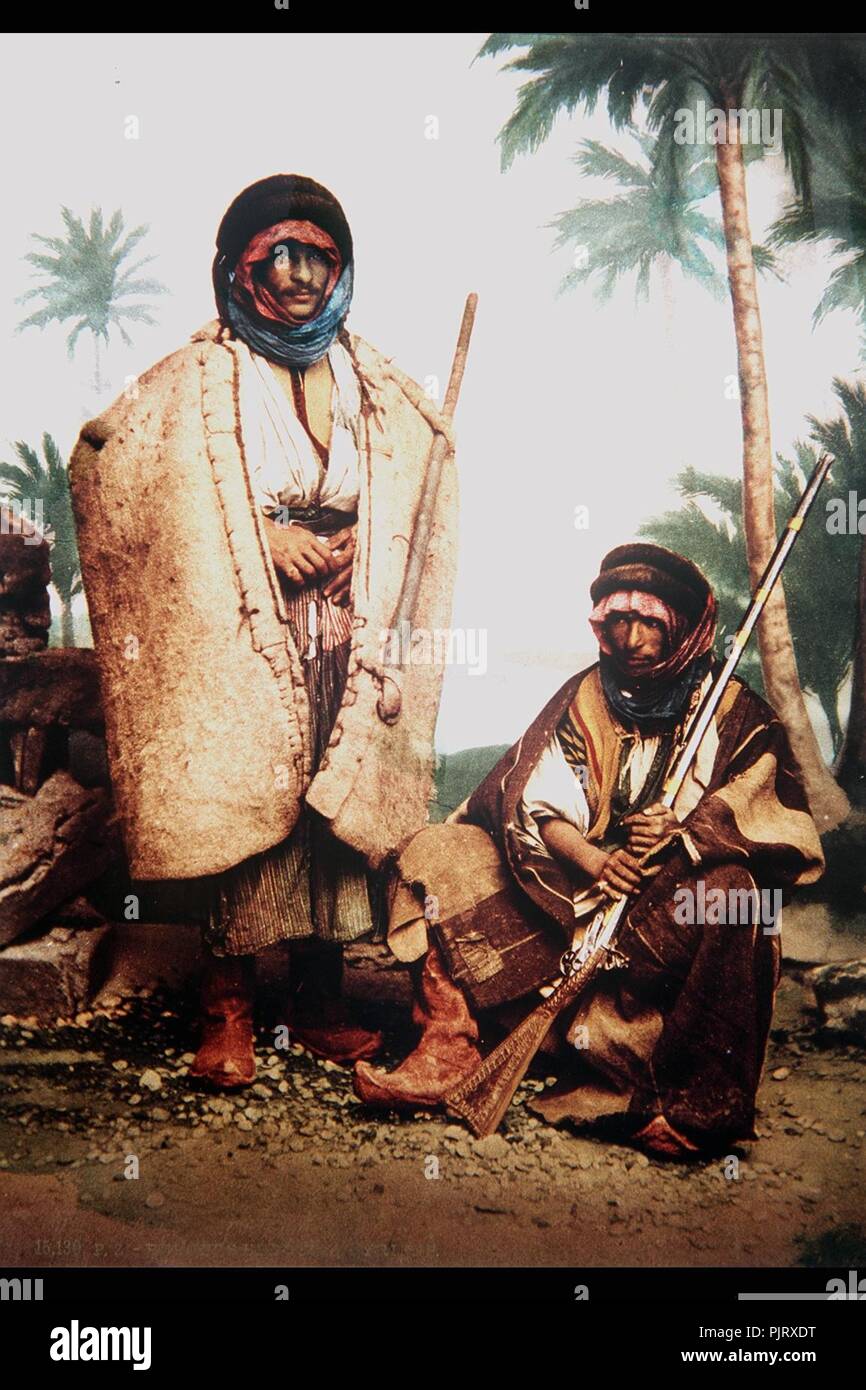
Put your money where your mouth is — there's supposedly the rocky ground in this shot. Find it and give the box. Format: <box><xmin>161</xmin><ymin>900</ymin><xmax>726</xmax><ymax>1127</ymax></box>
<box><xmin>0</xmin><ymin>966</ymin><xmax>864</xmax><ymax>1270</ymax></box>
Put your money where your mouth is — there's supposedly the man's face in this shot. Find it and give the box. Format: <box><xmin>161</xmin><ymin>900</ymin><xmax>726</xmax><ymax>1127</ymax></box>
<box><xmin>260</xmin><ymin>239</ymin><xmax>332</xmax><ymax>321</ymax></box>
<box><xmin>605</xmin><ymin>611</ymin><xmax>668</xmax><ymax>674</ymax></box>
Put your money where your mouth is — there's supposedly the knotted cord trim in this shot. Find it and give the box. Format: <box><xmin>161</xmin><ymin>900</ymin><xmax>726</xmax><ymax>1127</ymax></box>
<box><xmin>199</xmin><ymin>341</ymin><xmax>309</xmax><ymax>781</ymax></box>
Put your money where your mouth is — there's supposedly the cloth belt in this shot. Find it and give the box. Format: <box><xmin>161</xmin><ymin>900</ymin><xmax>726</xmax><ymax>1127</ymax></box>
<box><xmin>277</xmin><ymin>504</ymin><xmax>357</xmax><ymax>537</ymax></box>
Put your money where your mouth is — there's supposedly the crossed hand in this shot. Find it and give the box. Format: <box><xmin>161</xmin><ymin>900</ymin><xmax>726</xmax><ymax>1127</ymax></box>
<box><xmin>597</xmin><ymin>801</ymin><xmax>680</xmax><ymax>900</ymax></box>
<box><xmin>263</xmin><ymin>519</ymin><xmax>356</xmax><ymax>605</ymax></box>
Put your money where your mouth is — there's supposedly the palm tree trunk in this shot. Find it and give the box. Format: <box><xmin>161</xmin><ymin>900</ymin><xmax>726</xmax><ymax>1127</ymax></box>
<box><xmin>714</xmin><ymin>97</ymin><xmax>849</xmax><ymax>833</ymax></box>
<box><xmin>59</xmin><ymin>595</ymin><xmax>75</xmax><ymax>647</ymax></box>
<box><xmin>660</xmin><ymin>257</ymin><xmax>675</xmax><ymax>338</ymax></box>
<box><xmin>835</xmin><ymin>531</ymin><xmax>866</xmax><ymax>804</ymax></box>
<box><xmin>93</xmin><ymin>336</ymin><xmax>103</xmax><ymax>397</ymax></box>
<box><xmin>815</xmin><ymin>681</ymin><xmax>843</xmax><ymax>758</ymax></box>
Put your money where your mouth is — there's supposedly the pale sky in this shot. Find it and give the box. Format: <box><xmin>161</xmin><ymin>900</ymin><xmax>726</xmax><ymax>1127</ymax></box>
<box><xmin>2</xmin><ymin>33</ymin><xmax>861</xmax><ymax>754</ymax></box>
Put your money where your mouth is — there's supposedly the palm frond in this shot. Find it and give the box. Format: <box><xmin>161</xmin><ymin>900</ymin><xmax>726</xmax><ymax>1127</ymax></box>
<box><xmin>17</xmin><ymin>204</ymin><xmax>166</xmax><ymax>364</ymax></box>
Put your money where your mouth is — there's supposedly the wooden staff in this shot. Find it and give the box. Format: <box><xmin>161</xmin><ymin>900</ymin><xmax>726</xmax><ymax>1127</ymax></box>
<box><xmin>376</xmin><ymin>293</ymin><xmax>478</xmax><ymax>723</ymax></box>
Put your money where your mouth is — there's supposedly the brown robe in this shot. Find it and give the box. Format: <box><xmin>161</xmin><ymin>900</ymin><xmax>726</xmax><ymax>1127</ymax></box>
<box><xmin>390</xmin><ymin>661</ymin><xmax>825</xmax><ymax>1148</ymax></box>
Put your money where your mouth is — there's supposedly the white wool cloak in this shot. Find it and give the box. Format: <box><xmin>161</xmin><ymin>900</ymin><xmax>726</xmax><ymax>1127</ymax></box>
<box><xmin>68</xmin><ymin>320</ymin><xmax>458</xmax><ymax>879</ymax></box>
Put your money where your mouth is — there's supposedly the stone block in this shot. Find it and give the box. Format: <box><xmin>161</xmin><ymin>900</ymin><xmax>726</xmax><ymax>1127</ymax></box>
<box><xmin>781</xmin><ymin>900</ymin><xmax>866</xmax><ymax>966</ymax></box>
<box><xmin>807</xmin><ymin>958</ymin><xmax>866</xmax><ymax>1042</ymax></box>
<box><xmin>0</xmin><ymin>649</ymin><xmax>102</xmax><ymax>729</ymax></box>
<box><xmin>0</xmin><ymin>917</ymin><xmax>115</xmax><ymax>1019</ymax></box>
<box><xmin>0</xmin><ymin>771</ymin><xmax>117</xmax><ymax>946</ymax></box>
<box><xmin>342</xmin><ymin>941</ymin><xmax>413</xmax><ymax>1006</ymax></box>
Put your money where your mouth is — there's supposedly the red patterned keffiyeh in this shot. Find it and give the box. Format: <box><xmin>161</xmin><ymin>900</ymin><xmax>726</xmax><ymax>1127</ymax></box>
<box><xmin>588</xmin><ymin>543</ymin><xmax>718</xmax><ymax>690</ymax></box>
<box><xmin>231</xmin><ymin>218</ymin><xmax>343</xmax><ymax>326</ymax></box>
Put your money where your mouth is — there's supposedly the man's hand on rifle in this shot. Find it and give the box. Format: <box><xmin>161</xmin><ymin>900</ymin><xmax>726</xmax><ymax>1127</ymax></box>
<box><xmin>598</xmin><ymin>847</ymin><xmax>643</xmax><ymax>898</ymax></box>
<box><xmin>539</xmin><ymin>818</ymin><xmax>664</xmax><ymax>901</ymax></box>
<box><xmin>622</xmin><ymin>801</ymin><xmax>680</xmax><ymax>856</ymax></box>
<box><xmin>598</xmin><ymin>845</ymin><xmax>665</xmax><ymax>899</ymax></box>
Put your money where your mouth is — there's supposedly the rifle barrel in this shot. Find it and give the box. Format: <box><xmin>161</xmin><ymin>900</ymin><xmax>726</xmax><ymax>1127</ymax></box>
<box><xmin>660</xmin><ymin>452</ymin><xmax>833</xmax><ymax>807</ymax></box>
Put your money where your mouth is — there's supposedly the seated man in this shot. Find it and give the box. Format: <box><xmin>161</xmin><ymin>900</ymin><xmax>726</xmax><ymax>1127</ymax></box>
<box><xmin>353</xmin><ymin>543</ymin><xmax>825</xmax><ymax>1158</ymax></box>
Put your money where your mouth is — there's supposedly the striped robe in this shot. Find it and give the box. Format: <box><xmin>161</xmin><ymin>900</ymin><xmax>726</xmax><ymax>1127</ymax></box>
<box><xmin>388</xmin><ymin>661</ymin><xmax>826</xmax><ymax>1148</ymax></box>
<box><xmin>201</xmin><ymin>337</ymin><xmax>375</xmax><ymax>954</ymax></box>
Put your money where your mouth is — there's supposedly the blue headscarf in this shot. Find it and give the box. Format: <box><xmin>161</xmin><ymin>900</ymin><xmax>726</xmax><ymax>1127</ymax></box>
<box><xmin>222</xmin><ymin>260</ymin><xmax>354</xmax><ymax>369</ymax></box>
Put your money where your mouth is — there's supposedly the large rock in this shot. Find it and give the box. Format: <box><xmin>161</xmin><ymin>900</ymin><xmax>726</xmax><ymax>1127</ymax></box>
<box><xmin>0</xmin><ymin>649</ymin><xmax>102</xmax><ymax>729</ymax></box>
<box><xmin>0</xmin><ymin>508</ymin><xmax>51</xmax><ymax>656</ymax></box>
<box><xmin>91</xmin><ymin>930</ymin><xmax>411</xmax><ymax>1010</ymax></box>
<box><xmin>780</xmin><ymin>900</ymin><xmax>866</xmax><ymax>966</ymax></box>
<box><xmin>0</xmin><ymin>771</ymin><xmax>117</xmax><ymax>946</ymax></box>
<box><xmin>807</xmin><ymin>958</ymin><xmax>866</xmax><ymax>1042</ymax></box>
<box><xmin>91</xmin><ymin>921</ymin><xmax>202</xmax><ymax>1002</ymax></box>
<box><xmin>342</xmin><ymin>941</ymin><xmax>412</xmax><ymax>1006</ymax></box>
<box><xmin>0</xmin><ymin>911</ymin><xmax>114</xmax><ymax>1019</ymax></box>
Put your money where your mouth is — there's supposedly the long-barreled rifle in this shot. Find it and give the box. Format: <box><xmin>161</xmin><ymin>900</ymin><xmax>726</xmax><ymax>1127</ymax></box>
<box><xmin>444</xmin><ymin>451</ymin><xmax>834</xmax><ymax>1139</ymax></box>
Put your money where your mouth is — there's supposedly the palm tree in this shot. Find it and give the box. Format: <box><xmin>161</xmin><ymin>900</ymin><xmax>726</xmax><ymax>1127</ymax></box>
<box><xmin>808</xmin><ymin>381</ymin><xmax>866</xmax><ymax>803</ymax></box>
<box><xmin>552</xmin><ymin>133</ymin><xmax>728</xmax><ymax>315</ymax></box>
<box><xmin>768</xmin><ymin>102</ymin><xmax>866</xmax><ymax>358</ymax></box>
<box><xmin>479</xmin><ymin>33</ymin><xmax>862</xmax><ymax>829</ymax></box>
<box><xmin>553</xmin><ymin>131</ymin><xmax>780</xmax><ymax>319</ymax></box>
<box><xmin>16</xmin><ymin>206</ymin><xmax>167</xmax><ymax>397</ymax></box>
<box><xmin>641</xmin><ymin>411</ymin><xmax>864</xmax><ymax>756</ymax></box>
<box><xmin>0</xmin><ymin>434</ymin><xmax>81</xmax><ymax>646</ymax></box>
<box><xmin>769</xmin><ymin>110</ymin><xmax>866</xmax><ymax>804</ymax></box>
<box><xmin>639</xmin><ymin>470</ymin><xmax>762</xmax><ymax>690</ymax></box>
<box><xmin>837</xmin><ymin>535</ymin><xmax>866</xmax><ymax>805</ymax></box>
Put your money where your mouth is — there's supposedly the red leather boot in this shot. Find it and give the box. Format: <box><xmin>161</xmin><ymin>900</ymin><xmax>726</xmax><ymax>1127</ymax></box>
<box><xmin>353</xmin><ymin>942</ymin><xmax>481</xmax><ymax>1109</ymax></box>
<box><xmin>189</xmin><ymin>952</ymin><xmax>257</xmax><ymax>1089</ymax></box>
<box><xmin>287</xmin><ymin>939</ymin><xmax>384</xmax><ymax>1065</ymax></box>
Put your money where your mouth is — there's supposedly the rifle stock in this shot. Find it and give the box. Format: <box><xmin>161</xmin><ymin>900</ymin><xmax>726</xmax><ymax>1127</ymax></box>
<box><xmin>445</xmin><ymin>947</ymin><xmax>609</xmax><ymax>1137</ymax></box>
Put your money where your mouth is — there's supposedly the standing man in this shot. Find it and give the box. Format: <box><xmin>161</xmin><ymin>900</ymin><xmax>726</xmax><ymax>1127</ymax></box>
<box><xmin>70</xmin><ymin>174</ymin><xmax>460</xmax><ymax>1090</ymax></box>
<box><xmin>354</xmin><ymin>543</ymin><xmax>825</xmax><ymax>1158</ymax></box>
